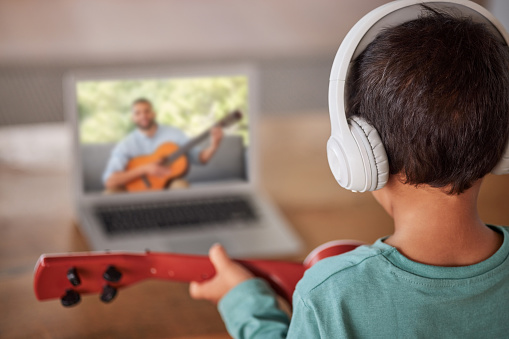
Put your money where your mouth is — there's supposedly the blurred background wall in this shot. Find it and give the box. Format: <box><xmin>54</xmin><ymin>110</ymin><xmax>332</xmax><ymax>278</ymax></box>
<box><xmin>0</xmin><ymin>0</ymin><xmax>494</xmax><ymax>125</ymax></box>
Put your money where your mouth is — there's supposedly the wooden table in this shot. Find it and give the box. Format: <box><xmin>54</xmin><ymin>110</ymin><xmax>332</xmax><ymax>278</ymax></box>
<box><xmin>1</xmin><ymin>113</ymin><xmax>508</xmax><ymax>339</ymax></box>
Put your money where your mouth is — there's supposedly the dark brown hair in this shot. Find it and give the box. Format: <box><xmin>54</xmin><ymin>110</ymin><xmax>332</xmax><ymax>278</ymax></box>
<box><xmin>132</xmin><ymin>98</ymin><xmax>153</xmax><ymax>109</ymax></box>
<box><xmin>347</xmin><ymin>6</ymin><xmax>509</xmax><ymax>194</ymax></box>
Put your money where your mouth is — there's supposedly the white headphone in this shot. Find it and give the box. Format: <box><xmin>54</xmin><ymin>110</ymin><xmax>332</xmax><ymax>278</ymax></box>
<box><xmin>327</xmin><ymin>0</ymin><xmax>509</xmax><ymax>192</ymax></box>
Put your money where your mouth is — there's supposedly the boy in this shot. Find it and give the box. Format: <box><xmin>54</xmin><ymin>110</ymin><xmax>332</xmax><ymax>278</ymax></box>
<box><xmin>189</xmin><ymin>5</ymin><xmax>509</xmax><ymax>338</ymax></box>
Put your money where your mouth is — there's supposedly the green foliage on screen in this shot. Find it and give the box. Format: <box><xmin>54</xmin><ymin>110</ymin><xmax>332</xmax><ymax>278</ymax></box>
<box><xmin>77</xmin><ymin>76</ymin><xmax>249</xmax><ymax>144</ymax></box>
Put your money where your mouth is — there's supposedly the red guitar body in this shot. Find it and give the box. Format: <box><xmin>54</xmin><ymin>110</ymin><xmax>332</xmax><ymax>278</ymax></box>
<box><xmin>34</xmin><ymin>240</ymin><xmax>364</xmax><ymax>307</ymax></box>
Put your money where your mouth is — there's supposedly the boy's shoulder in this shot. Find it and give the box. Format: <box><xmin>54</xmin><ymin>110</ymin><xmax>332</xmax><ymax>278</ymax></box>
<box><xmin>296</xmin><ymin>225</ymin><xmax>509</xmax><ymax>302</ymax></box>
<box><xmin>296</xmin><ymin>241</ymin><xmax>394</xmax><ymax>297</ymax></box>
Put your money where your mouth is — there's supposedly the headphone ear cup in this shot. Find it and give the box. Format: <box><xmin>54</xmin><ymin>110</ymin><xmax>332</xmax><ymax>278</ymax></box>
<box><xmin>349</xmin><ymin>116</ymin><xmax>389</xmax><ymax>190</ymax></box>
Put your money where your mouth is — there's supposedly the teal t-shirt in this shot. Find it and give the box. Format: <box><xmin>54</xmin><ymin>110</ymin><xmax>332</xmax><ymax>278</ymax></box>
<box><xmin>218</xmin><ymin>225</ymin><xmax>509</xmax><ymax>338</ymax></box>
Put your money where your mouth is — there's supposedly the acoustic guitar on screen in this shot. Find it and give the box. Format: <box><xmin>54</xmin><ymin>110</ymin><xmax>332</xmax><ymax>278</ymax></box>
<box><xmin>125</xmin><ymin>110</ymin><xmax>243</xmax><ymax>192</ymax></box>
<box><xmin>33</xmin><ymin>240</ymin><xmax>364</xmax><ymax>308</ymax></box>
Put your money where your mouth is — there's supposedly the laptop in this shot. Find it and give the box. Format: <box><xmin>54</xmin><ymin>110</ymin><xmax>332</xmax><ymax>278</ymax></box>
<box><xmin>64</xmin><ymin>64</ymin><xmax>302</xmax><ymax>257</ymax></box>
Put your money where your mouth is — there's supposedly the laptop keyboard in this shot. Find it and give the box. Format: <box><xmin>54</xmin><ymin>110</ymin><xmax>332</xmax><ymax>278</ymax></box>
<box><xmin>95</xmin><ymin>195</ymin><xmax>259</xmax><ymax>235</ymax></box>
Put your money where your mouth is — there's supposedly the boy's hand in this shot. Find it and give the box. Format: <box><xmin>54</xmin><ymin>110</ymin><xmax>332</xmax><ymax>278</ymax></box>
<box><xmin>189</xmin><ymin>244</ymin><xmax>254</xmax><ymax>304</ymax></box>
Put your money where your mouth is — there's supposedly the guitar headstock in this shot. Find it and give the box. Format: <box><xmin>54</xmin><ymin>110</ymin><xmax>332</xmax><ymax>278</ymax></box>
<box><xmin>34</xmin><ymin>252</ymin><xmax>155</xmax><ymax>307</ymax></box>
<box><xmin>217</xmin><ymin>110</ymin><xmax>243</xmax><ymax>128</ymax></box>
<box><xmin>33</xmin><ymin>251</ymin><xmax>216</xmax><ymax>307</ymax></box>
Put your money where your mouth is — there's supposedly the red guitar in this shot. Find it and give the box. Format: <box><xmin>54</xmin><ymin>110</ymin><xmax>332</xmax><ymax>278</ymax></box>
<box><xmin>33</xmin><ymin>240</ymin><xmax>363</xmax><ymax>307</ymax></box>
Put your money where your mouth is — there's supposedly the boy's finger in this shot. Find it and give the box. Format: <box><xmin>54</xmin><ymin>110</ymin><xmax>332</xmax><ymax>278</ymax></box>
<box><xmin>189</xmin><ymin>281</ymin><xmax>205</xmax><ymax>299</ymax></box>
<box><xmin>209</xmin><ymin>244</ymin><xmax>231</xmax><ymax>270</ymax></box>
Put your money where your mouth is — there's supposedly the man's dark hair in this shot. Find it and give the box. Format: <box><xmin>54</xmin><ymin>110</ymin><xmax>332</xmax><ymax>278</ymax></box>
<box><xmin>347</xmin><ymin>6</ymin><xmax>509</xmax><ymax>194</ymax></box>
<box><xmin>132</xmin><ymin>98</ymin><xmax>153</xmax><ymax>108</ymax></box>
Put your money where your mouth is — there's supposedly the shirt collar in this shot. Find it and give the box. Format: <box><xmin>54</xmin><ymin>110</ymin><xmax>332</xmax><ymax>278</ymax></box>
<box><xmin>372</xmin><ymin>225</ymin><xmax>509</xmax><ymax>279</ymax></box>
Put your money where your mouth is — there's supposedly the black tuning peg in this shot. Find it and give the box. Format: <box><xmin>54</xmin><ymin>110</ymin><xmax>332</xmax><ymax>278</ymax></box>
<box><xmin>103</xmin><ymin>265</ymin><xmax>122</xmax><ymax>282</ymax></box>
<box><xmin>66</xmin><ymin>267</ymin><xmax>81</xmax><ymax>286</ymax></box>
<box><xmin>61</xmin><ymin>289</ymin><xmax>81</xmax><ymax>307</ymax></box>
<box><xmin>100</xmin><ymin>284</ymin><xmax>117</xmax><ymax>303</ymax></box>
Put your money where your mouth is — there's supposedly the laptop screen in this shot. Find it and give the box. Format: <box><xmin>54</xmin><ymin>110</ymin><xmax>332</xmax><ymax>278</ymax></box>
<box><xmin>75</xmin><ymin>74</ymin><xmax>250</xmax><ymax>194</ymax></box>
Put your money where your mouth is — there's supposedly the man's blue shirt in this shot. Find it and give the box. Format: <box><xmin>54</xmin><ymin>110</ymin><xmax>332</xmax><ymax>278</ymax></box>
<box><xmin>102</xmin><ymin>125</ymin><xmax>202</xmax><ymax>184</ymax></box>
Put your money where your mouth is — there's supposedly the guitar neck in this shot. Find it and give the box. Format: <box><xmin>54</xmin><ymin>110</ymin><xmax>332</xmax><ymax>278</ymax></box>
<box><xmin>147</xmin><ymin>253</ymin><xmax>305</xmax><ymax>302</ymax></box>
<box><xmin>161</xmin><ymin>110</ymin><xmax>242</xmax><ymax>166</ymax></box>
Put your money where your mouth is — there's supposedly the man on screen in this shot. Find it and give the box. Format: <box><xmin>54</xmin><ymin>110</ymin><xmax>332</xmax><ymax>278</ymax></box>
<box><xmin>102</xmin><ymin>98</ymin><xmax>223</xmax><ymax>191</ymax></box>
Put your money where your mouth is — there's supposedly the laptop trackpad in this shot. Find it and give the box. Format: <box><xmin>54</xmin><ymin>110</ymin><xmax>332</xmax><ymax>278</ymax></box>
<box><xmin>168</xmin><ymin>236</ymin><xmax>230</xmax><ymax>255</ymax></box>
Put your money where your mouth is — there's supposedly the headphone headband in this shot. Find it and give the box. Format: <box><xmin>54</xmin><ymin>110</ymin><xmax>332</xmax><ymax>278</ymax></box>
<box><xmin>330</xmin><ymin>0</ymin><xmax>508</xmax><ymax>83</ymax></box>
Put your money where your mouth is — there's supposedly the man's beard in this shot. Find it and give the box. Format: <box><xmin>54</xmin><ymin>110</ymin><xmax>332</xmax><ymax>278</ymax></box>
<box><xmin>136</xmin><ymin>120</ymin><xmax>156</xmax><ymax>131</ymax></box>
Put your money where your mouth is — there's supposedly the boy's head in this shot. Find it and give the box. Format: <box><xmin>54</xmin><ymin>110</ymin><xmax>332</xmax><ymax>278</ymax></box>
<box><xmin>347</xmin><ymin>6</ymin><xmax>509</xmax><ymax>195</ymax></box>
